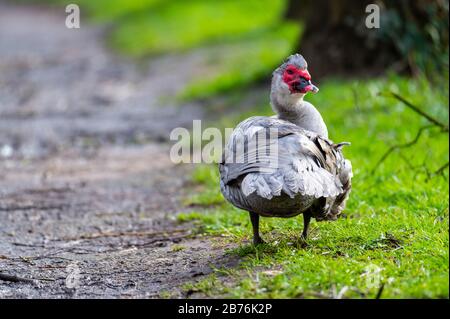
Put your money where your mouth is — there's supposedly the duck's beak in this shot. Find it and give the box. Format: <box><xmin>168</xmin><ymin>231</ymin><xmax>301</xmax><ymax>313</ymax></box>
<box><xmin>308</xmin><ymin>82</ymin><xmax>319</xmax><ymax>94</ymax></box>
<box><xmin>293</xmin><ymin>79</ymin><xmax>319</xmax><ymax>94</ymax></box>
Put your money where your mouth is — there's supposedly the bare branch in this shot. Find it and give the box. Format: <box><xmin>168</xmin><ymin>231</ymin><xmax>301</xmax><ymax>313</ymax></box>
<box><xmin>0</xmin><ymin>273</ymin><xmax>34</xmax><ymax>284</ymax></box>
<box><xmin>371</xmin><ymin>125</ymin><xmax>434</xmax><ymax>173</ymax></box>
<box><xmin>433</xmin><ymin>161</ymin><xmax>449</xmax><ymax>176</ymax></box>
<box><xmin>373</xmin><ymin>90</ymin><xmax>449</xmax><ymax>175</ymax></box>
<box><xmin>381</xmin><ymin>91</ymin><xmax>449</xmax><ymax>131</ymax></box>
<box><xmin>375</xmin><ymin>283</ymin><xmax>385</xmax><ymax>299</ymax></box>
<box><xmin>57</xmin><ymin>228</ymin><xmax>190</xmax><ymax>242</ymax></box>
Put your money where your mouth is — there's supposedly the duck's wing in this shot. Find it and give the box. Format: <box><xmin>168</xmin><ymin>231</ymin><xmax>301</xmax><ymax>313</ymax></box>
<box><xmin>220</xmin><ymin>116</ymin><xmax>346</xmax><ymax>200</ymax></box>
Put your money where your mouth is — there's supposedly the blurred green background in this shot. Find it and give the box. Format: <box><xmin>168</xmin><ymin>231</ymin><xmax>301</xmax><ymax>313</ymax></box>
<box><xmin>45</xmin><ymin>0</ymin><xmax>449</xmax><ymax>99</ymax></box>
<box><xmin>49</xmin><ymin>0</ymin><xmax>301</xmax><ymax>99</ymax></box>
<box><xmin>36</xmin><ymin>0</ymin><xmax>448</xmax><ymax>298</ymax></box>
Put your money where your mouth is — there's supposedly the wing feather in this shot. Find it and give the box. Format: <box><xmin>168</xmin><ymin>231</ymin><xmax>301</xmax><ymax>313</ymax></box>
<box><xmin>220</xmin><ymin>116</ymin><xmax>346</xmax><ymax>200</ymax></box>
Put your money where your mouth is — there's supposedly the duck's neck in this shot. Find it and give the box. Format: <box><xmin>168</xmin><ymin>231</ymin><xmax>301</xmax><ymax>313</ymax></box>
<box><xmin>270</xmin><ymin>92</ymin><xmax>329</xmax><ymax>138</ymax></box>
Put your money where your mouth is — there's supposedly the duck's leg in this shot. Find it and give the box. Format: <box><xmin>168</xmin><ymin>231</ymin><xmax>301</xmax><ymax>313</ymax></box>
<box><xmin>301</xmin><ymin>212</ymin><xmax>312</xmax><ymax>240</ymax></box>
<box><xmin>249</xmin><ymin>212</ymin><xmax>265</xmax><ymax>245</ymax></box>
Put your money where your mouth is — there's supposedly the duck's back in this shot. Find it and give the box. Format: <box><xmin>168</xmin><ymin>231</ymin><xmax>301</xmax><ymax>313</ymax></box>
<box><xmin>219</xmin><ymin>116</ymin><xmax>352</xmax><ymax>219</ymax></box>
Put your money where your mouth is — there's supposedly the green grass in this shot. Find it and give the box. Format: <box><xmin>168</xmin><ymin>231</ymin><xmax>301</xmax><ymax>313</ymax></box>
<box><xmin>178</xmin><ymin>76</ymin><xmax>449</xmax><ymax>298</ymax></box>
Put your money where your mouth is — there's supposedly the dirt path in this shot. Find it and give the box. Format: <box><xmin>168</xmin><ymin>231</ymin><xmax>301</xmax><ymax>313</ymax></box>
<box><xmin>0</xmin><ymin>3</ymin><xmax>234</xmax><ymax>298</ymax></box>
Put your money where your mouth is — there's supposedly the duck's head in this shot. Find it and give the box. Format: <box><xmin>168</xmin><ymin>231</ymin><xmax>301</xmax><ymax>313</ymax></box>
<box><xmin>271</xmin><ymin>54</ymin><xmax>319</xmax><ymax>108</ymax></box>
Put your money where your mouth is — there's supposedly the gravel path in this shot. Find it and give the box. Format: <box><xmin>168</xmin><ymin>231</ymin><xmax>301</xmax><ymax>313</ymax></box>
<box><xmin>0</xmin><ymin>3</ymin><xmax>234</xmax><ymax>298</ymax></box>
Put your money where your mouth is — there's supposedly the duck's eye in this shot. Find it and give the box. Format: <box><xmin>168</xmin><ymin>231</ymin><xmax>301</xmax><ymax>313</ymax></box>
<box><xmin>286</xmin><ymin>69</ymin><xmax>294</xmax><ymax>75</ymax></box>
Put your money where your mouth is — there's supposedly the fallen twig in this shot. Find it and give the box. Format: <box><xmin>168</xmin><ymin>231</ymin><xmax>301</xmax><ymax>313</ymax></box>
<box><xmin>372</xmin><ymin>91</ymin><xmax>449</xmax><ymax>174</ymax></box>
<box><xmin>371</xmin><ymin>125</ymin><xmax>434</xmax><ymax>173</ymax></box>
<box><xmin>381</xmin><ymin>91</ymin><xmax>448</xmax><ymax>131</ymax></box>
<box><xmin>101</xmin><ymin>233</ymin><xmax>193</xmax><ymax>252</ymax></box>
<box><xmin>58</xmin><ymin>228</ymin><xmax>190</xmax><ymax>242</ymax></box>
<box><xmin>0</xmin><ymin>204</ymin><xmax>69</xmax><ymax>212</ymax></box>
<box><xmin>434</xmin><ymin>161</ymin><xmax>449</xmax><ymax>176</ymax></box>
<box><xmin>12</xmin><ymin>242</ymin><xmax>46</xmax><ymax>248</ymax></box>
<box><xmin>375</xmin><ymin>283</ymin><xmax>385</xmax><ymax>299</ymax></box>
<box><xmin>0</xmin><ymin>273</ymin><xmax>35</xmax><ymax>284</ymax></box>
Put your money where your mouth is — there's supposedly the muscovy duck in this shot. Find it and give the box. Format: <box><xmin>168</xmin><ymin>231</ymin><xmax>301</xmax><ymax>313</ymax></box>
<box><xmin>219</xmin><ymin>54</ymin><xmax>352</xmax><ymax>245</ymax></box>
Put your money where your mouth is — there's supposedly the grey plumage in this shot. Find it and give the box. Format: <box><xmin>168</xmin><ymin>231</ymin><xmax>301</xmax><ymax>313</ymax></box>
<box><xmin>219</xmin><ymin>116</ymin><xmax>351</xmax><ymax>220</ymax></box>
<box><xmin>218</xmin><ymin>54</ymin><xmax>353</xmax><ymax>244</ymax></box>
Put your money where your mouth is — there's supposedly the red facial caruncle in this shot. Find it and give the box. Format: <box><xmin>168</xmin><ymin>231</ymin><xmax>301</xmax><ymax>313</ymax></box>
<box><xmin>282</xmin><ymin>64</ymin><xmax>318</xmax><ymax>94</ymax></box>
